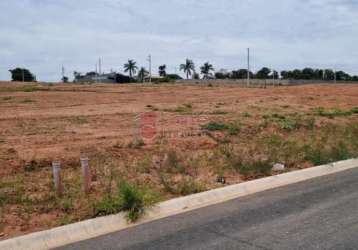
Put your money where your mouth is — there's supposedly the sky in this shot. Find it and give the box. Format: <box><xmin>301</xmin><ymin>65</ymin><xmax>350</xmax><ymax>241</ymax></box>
<box><xmin>0</xmin><ymin>0</ymin><xmax>358</xmax><ymax>82</ymax></box>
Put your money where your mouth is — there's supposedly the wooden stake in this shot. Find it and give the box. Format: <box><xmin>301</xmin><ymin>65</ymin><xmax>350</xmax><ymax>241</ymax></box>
<box><xmin>52</xmin><ymin>161</ymin><xmax>63</xmax><ymax>196</ymax></box>
<box><xmin>80</xmin><ymin>157</ymin><xmax>91</xmax><ymax>194</ymax></box>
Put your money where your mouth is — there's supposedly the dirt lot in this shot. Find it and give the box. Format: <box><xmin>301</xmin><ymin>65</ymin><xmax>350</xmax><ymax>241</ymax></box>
<box><xmin>0</xmin><ymin>82</ymin><xmax>357</xmax><ymax>239</ymax></box>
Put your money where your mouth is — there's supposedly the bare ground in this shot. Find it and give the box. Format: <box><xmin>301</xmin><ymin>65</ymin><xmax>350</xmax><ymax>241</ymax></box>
<box><xmin>0</xmin><ymin>82</ymin><xmax>357</xmax><ymax>239</ymax></box>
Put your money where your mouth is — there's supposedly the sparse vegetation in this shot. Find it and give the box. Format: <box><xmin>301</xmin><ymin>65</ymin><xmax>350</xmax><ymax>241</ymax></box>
<box><xmin>67</xmin><ymin>116</ymin><xmax>89</xmax><ymax>125</ymax></box>
<box><xmin>164</xmin><ymin>103</ymin><xmax>193</xmax><ymax>113</ymax></box>
<box><xmin>313</xmin><ymin>107</ymin><xmax>356</xmax><ymax>118</ymax></box>
<box><xmin>203</xmin><ymin>121</ymin><xmax>240</xmax><ymax>135</ymax></box>
<box><xmin>20</xmin><ymin>98</ymin><xmax>35</xmax><ymax>104</ymax></box>
<box><xmin>95</xmin><ymin>180</ymin><xmax>160</xmax><ymax>222</ymax></box>
<box><xmin>0</xmin><ymin>82</ymin><xmax>357</xmax><ymax>239</ymax></box>
<box><xmin>128</xmin><ymin>139</ymin><xmax>145</xmax><ymax>149</ymax></box>
<box><xmin>1</xmin><ymin>96</ymin><xmax>13</xmax><ymax>101</ymax></box>
<box><xmin>0</xmin><ymin>85</ymin><xmax>40</xmax><ymax>93</ymax></box>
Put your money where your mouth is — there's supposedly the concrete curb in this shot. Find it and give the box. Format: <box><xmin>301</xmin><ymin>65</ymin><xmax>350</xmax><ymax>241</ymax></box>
<box><xmin>1</xmin><ymin>158</ymin><xmax>358</xmax><ymax>250</ymax></box>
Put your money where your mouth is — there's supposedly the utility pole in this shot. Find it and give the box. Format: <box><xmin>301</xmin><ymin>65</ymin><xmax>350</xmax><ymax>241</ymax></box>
<box><xmin>22</xmin><ymin>68</ymin><xmax>25</xmax><ymax>82</ymax></box>
<box><xmin>98</xmin><ymin>58</ymin><xmax>102</xmax><ymax>75</ymax></box>
<box><xmin>247</xmin><ymin>48</ymin><xmax>250</xmax><ymax>87</ymax></box>
<box><xmin>334</xmin><ymin>68</ymin><xmax>337</xmax><ymax>84</ymax></box>
<box><xmin>95</xmin><ymin>63</ymin><xmax>98</xmax><ymax>84</ymax></box>
<box><xmin>147</xmin><ymin>55</ymin><xmax>152</xmax><ymax>83</ymax></box>
<box><xmin>61</xmin><ymin>65</ymin><xmax>65</xmax><ymax>82</ymax></box>
<box><xmin>272</xmin><ymin>68</ymin><xmax>275</xmax><ymax>87</ymax></box>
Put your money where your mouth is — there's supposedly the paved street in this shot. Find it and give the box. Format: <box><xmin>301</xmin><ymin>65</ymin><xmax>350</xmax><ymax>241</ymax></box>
<box><xmin>57</xmin><ymin>168</ymin><xmax>358</xmax><ymax>250</ymax></box>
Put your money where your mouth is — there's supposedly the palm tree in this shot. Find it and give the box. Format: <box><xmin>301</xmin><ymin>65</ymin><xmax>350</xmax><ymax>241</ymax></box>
<box><xmin>137</xmin><ymin>67</ymin><xmax>148</xmax><ymax>82</ymax></box>
<box><xmin>159</xmin><ymin>65</ymin><xmax>167</xmax><ymax>77</ymax></box>
<box><xmin>124</xmin><ymin>59</ymin><xmax>138</xmax><ymax>79</ymax></box>
<box><xmin>200</xmin><ymin>62</ymin><xmax>214</xmax><ymax>79</ymax></box>
<box><xmin>180</xmin><ymin>59</ymin><xmax>195</xmax><ymax>79</ymax></box>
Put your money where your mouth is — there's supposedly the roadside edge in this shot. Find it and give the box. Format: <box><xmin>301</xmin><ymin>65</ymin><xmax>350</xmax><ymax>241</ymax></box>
<box><xmin>1</xmin><ymin>158</ymin><xmax>358</xmax><ymax>250</ymax></box>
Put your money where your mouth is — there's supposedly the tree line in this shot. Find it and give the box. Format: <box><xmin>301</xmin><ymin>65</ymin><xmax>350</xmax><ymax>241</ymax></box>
<box><xmin>8</xmin><ymin>60</ymin><xmax>358</xmax><ymax>82</ymax></box>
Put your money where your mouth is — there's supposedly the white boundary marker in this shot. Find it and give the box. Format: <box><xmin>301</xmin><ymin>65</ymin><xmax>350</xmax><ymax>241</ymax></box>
<box><xmin>1</xmin><ymin>158</ymin><xmax>358</xmax><ymax>250</ymax></box>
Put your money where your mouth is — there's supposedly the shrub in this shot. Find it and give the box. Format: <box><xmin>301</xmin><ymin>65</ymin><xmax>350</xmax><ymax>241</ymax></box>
<box><xmin>227</xmin><ymin>121</ymin><xmax>241</xmax><ymax>135</ymax></box>
<box><xmin>164</xmin><ymin>151</ymin><xmax>185</xmax><ymax>174</ymax></box>
<box><xmin>303</xmin><ymin>142</ymin><xmax>352</xmax><ymax>166</ymax></box>
<box><xmin>212</xmin><ymin>110</ymin><xmax>228</xmax><ymax>115</ymax></box>
<box><xmin>203</xmin><ymin>121</ymin><xmax>240</xmax><ymax>134</ymax></box>
<box><xmin>2</xmin><ymin>96</ymin><xmax>13</xmax><ymax>101</ymax></box>
<box><xmin>330</xmin><ymin>142</ymin><xmax>353</xmax><ymax>162</ymax></box>
<box><xmin>303</xmin><ymin>145</ymin><xmax>330</xmax><ymax>165</ymax></box>
<box><xmin>203</xmin><ymin>122</ymin><xmax>229</xmax><ymax>131</ymax></box>
<box><xmin>242</xmin><ymin>112</ymin><xmax>252</xmax><ymax>118</ymax></box>
<box><xmin>176</xmin><ymin>177</ymin><xmax>206</xmax><ymax>195</ymax></box>
<box><xmin>20</xmin><ymin>99</ymin><xmax>34</xmax><ymax>104</ymax></box>
<box><xmin>24</xmin><ymin>159</ymin><xmax>49</xmax><ymax>172</ymax></box>
<box><xmin>95</xmin><ymin>180</ymin><xmax>159</xmax><ymax>222</ymax></box>
<box><xmin>128</xmin><ymin>139</ymin><xmax>145</xmax><ymax>149</ymax></box>
<box><xmin>314</xmin><ymin>107</ymin><xmax>353</xmax><ymax>118</ymax></box>
<box><xmin>174</xmin><ymin>103</ymin><xmax>193</xmax><ymax>113</ymax></box>
<box><xmin>68</xmin><ymin>116</ymin><xmax>88</xmax><ymax>125</ymax></box>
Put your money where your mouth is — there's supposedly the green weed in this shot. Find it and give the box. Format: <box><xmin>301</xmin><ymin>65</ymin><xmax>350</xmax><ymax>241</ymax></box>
<box><xmin>314</xmin><ymin>107</ymin><xmax>353</xmax><ymax>118</ymax></box>
<box><xmin>203</xmin><ymin>121</ymin><xmax>240</xmax><ymax>135</ymax></box>
<box><xmin>176</xmin><ymin>177</ymin><xmax>206</xmax><ymax>195</ymax></box>
<box><xmin>20</xmin><ymin>99</ymin><xmax>34</xmax><ymax>104</ymax></box>
<box><xmin>95</xmin><ymin>180</ymin><xmax>160</xmax><ymax>222</ymax></box>
<box><xmin>1</xmin><ymin>96</ymin><xmax>13</xmax><ymax>101</ymax></box>
<box><xmin>128</xmin><ymin>139</ymin><xmax>145</xmax><ymax>149</ymax></box>
<box><xmin>68</xmin><ymin>116</ymin><xmax>88</xmax><ymax>125</ymax></box>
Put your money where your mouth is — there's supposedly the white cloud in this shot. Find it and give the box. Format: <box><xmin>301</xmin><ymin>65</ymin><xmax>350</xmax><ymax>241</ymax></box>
<box><xmin>0</xmin><ymin>0</ymin><xmax>357</xmax><ymax>81</ymax></box>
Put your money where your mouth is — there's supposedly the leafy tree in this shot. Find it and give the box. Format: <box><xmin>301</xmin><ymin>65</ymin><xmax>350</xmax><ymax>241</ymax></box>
<box><xmin>124</xmin><ymin>59</ymin><xmax>138</xmax><ymax>79</ymax></box>
<box><xmin>280</xmin><ymin>71</ymin><xmax>289</xmax><ymax>79</ymax></box>
<box><xmin>271</xmin><ymin>70</ymin><xmax>279</xmax><ymax>79</ymax></box>
<box><xmin>9</xmin><ymin>68</ymin><xmax>35</xmax><ymax>82</ymax></box>
<box><xmin>256</xmin><ymin>67</ymin><xmax>271</xmax><ymax>79</ymax></box>
<box><xmin>292</xmin><ymin>69</ymin><xmax>302</xmax><ymax>79</ymax></box>
<box><xmin>158</xmin><ymin>65</ymin><xmax>167</xmax><ymax>77</ymax></box>
<box><xmin>231</xmin><ymin>69</ymin><xmax>253</xmax><ymax>79</ymax></box>
<box><xmin>301</xmin><ymin>68</ymin><xmax>315</xmax><ymax>79</ymax></box>
<box><xmin>323</xmin><ymin>69</ymin><xmax>335</xmax><ymax>80</ymax></box>
<box><xmin>62</xmin><ymin>76</ymin><xmax>69</xmax><ymax>83</ymax></box>
<box><xmin>336</xmin><ymin>71</ymin><xmax>351</xmax><ymax>81</ymax></box>
<box><xmin>137</xmin><ymin>67</ymin><xmax>149</xmax><ymax>82</ymax></box>
<box><xmin>215</xmin><ymin>72</ymin><xmax>229</xmax><ymax>79</ymax></box>
<box><xmin>200</xmin><ymin>62</ymin><xmax>214</xmax><ymax>79</ymax></box>
<box><xmin>180</xmin><ymin>59</ymin><xmax>195</xmax><ymax>79</ymax></box>
<box><xmin>193</xmin><ymin>72</ymin><xmax>200</xmax><ymax>80</ymax></box>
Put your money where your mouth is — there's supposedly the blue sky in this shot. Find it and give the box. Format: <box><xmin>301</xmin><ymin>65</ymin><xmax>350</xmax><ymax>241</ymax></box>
<box><xmin>0</xmin><ymin>0</ymin><xmax>357</xmax><ymax>81</ymax></box>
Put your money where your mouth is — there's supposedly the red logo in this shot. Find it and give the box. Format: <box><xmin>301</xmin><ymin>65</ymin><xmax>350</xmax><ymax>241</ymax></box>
<box><xmin>139</xmin><ymin>112</ymin><xmax>158</xmax><ymax>141</ymax></box>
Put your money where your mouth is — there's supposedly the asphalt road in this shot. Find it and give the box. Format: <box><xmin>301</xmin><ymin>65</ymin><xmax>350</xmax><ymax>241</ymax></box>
<box><xmin>57</xmin><ymin>168</ymin><xmax>358</xmax><ymax>250</ymax></box>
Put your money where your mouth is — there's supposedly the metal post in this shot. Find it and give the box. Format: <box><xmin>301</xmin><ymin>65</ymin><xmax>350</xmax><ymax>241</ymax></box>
<box><xmin>52</xmin><ymin>161</ymin><xmax>63</xmax><ymax>196</ymax></box>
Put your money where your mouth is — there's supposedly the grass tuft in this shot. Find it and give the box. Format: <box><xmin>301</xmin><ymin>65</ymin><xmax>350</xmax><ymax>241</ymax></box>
<box><xmin>95</xmin><ymin>180</ymin><xmax>160</xmax><ymax>222</ymax></box>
